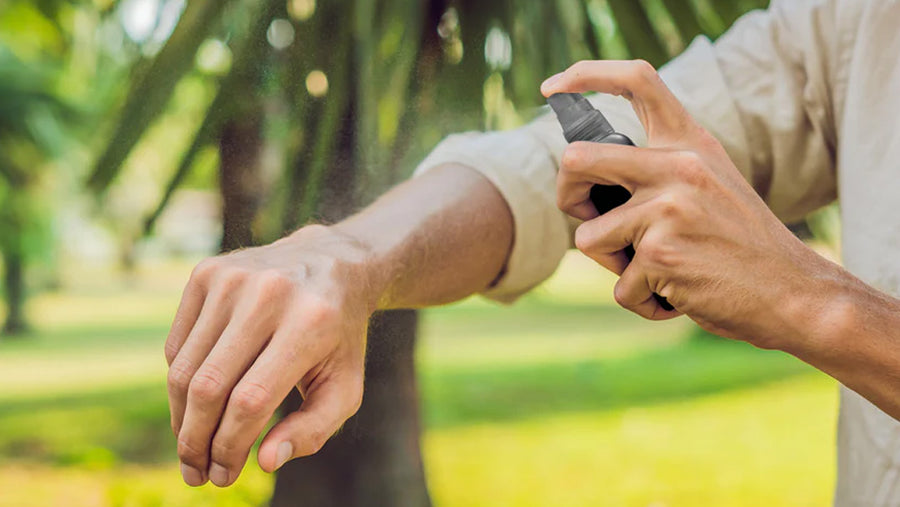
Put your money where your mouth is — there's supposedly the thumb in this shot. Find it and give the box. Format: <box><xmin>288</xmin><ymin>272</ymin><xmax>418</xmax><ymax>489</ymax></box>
<box><xmin>257</xmin><ymin>375</ymin><xmax>363</xmax><ymax>473</ymax></box>
<box><xmin>541</xmin><ymin>59</ymin><xmax>697</xmax><ymax>146</ymax></box>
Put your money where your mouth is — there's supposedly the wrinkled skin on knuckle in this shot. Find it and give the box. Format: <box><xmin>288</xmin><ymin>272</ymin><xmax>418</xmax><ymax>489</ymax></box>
<box><xmin>177</xmin><ymin>437</ymin><xmax>206</xmax><ymax>467</ymax></box>
<box><xmin>188</xmin><ymin>365</ymin><xmax>227</xmax><ymax>404</ymax></box>
<box><xmin>167</xmin><ymin>359</ymin><xmax>195</xmax><ymax>394</ymax></box>
<box><xmin>164</xmin><ymin>340</ymin><xmax>182</xmax><ymax>366</ymax></box>
<box><xmin>230</xmin><ymin>382</ymin><xmax>273</xmax><ymax>418</ymax></box>
<box><xmin>296</xmin><ymin>426</ymin><xmax>332</xmax><ymax>457</ymax></box>
<box><xmin>210</xmin><ymin>438</ymin><xmax>245</xmax><ymax>468</ymax></box>
<box><xmin>641</xmin><ymin>235</ymin><xmax>680</xmax><ymax>271</ymax></box>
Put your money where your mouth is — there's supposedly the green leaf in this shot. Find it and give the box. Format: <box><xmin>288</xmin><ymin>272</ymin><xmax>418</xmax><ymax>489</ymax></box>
<box><xmin>86</xmin><ymin>0</ymin><xmax>233</xmax><ymax>193</ymax></box>
<box><xmin>605</xmin><ymin>0</ymin><xmax>670</xmax><ymax>66</ymax></box>
<box><xmin>659</xmin><ymin>0</ymin><xmax>704</xmax><ymax>45</ymax></box>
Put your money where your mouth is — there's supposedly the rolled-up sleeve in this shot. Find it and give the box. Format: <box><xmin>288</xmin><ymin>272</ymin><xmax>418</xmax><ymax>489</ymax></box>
<box><xmin>414</xmin><ymin>0</ymin><xmax>842</xmax><ymax>303</ymax></box>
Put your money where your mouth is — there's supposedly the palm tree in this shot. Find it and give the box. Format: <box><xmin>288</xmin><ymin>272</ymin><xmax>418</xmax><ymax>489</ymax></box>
<box><xmin>0</xmin><ymin>46</ymin><xmax>65</xmax><ymax>335</ymax></box>
<box><xmin>87</xmin><ymin>0</ymin><xmax>769</xmax><ymax>504</ymax></box>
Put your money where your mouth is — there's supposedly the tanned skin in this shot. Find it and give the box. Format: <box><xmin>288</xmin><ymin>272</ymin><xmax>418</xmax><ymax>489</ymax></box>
<box><xmin>165</xmin><ymin>165</ymin><xmax>512</xmax><ymax>487</ymax></box>
<box><xmin>165</xmin><ymin>59</ymin><xmax>900</xmax><ymax>488</ymax></box>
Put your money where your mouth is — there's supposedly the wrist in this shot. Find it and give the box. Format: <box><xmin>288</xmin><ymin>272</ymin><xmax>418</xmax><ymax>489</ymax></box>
<box><xmin>284</xmin><ymin>224</ymin><xmax>391</xmax><ymax>314</ymax></box>
<box><xmin>775</xmin><ymin>259</ymin><xmax>861</xmax><ymax>360</ymax></box>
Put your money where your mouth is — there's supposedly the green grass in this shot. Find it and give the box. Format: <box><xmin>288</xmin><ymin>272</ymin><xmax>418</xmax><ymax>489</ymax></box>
<box><xmin>0</xmin><ymin>253</ymin><xmax>838</xmax><ymax>506</ymax></box>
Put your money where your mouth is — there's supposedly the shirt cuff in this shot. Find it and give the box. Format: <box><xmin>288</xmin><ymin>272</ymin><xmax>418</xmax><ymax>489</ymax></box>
<box><xmin>413</xmin><ymin>130</ymin><xmax>571</xmax><ymax>303</ymax></box>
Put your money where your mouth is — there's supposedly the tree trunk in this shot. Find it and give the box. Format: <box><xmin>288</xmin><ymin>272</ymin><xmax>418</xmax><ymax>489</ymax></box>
<box><xmin>272</xmin><ymin>310</ymin><xmax>430</xmax><ymax>507</ymax></box>
<box><xmin>218</xmin><ymin>107</ymin><xmax>264</xmax><ymax>252</ymax></box>
<box><xmin>2</xmin><ymin>249</ymin><xmax>28</xmax><ymax>335</ymax></box>
<box><xmin>272</xmin><ymin>10</ymin><xmax>430</xmax><ymax>501</ymax></box>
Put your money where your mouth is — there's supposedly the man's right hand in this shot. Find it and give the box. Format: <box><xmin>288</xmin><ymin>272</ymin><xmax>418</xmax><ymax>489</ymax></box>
<box><xmin>165</xmin><ymin>224</ymin><xmax>377</xmax><ymax>487</ymax></box>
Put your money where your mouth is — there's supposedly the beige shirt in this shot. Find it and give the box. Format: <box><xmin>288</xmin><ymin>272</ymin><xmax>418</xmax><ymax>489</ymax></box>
<box><xmin>415</xmin><ymin>0</ymin><xmax>900</xmax><ymax>504</ymax></box>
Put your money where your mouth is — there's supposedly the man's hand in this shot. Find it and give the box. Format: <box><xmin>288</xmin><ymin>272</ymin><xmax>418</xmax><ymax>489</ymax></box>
<box><xmin>541</xmin><ymin>60</ymin><xmax>842</xmax><ymax>347</ymax></box>
<box><xmin>165</xmin><ymin>225</ymin><xmax>374</xmax><ymax>487</ymax></box>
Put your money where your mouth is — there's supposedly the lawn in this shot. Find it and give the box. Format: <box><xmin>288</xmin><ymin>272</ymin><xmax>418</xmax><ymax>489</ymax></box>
<box><xmin>0</xmin><ymin>253</ymin><xmax>837</xmax><ymax>506</ymax></box>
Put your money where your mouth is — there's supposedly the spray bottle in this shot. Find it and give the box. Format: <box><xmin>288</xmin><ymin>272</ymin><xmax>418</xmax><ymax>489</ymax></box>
<box><xmin>548</xmin><ymin>92</ymin><xmax>673</xmax><ymax>311</ymax></box>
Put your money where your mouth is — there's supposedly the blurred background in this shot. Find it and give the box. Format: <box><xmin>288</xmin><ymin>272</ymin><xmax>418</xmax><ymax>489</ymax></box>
<box><xmin>0</xmin><ymin>0</ymin><xmax>845</xmax><ymax>505</ymax></box>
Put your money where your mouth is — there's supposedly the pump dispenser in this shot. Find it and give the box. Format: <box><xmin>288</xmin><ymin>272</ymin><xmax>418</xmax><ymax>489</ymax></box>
<box><xmin>548</xmin><ymin>92</ymin><xmax>673</xmax><ymax>311</ymax></box>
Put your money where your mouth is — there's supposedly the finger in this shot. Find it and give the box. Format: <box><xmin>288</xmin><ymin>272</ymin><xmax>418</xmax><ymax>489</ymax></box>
<box><xmin>176</xmin><ymin>310</ymin><xmax>276</xmax><ymax>487</ymax></box>
<box><xmin>558</xmin><ymin>142</ymin><xmax>674</xmax><ymax>199</ymax></box>
<box><xmin>257</xmin><ymin>373</ymin><xmax>363</xmax><ymax>473</ymax></box>
<box><xmin>206</xmin><ymin>322</ymin><xmax>325</xmax><ymax>487</ymax></box>
<box><xmin>168</xmin><ymin>306</ymin><xmax>230</xmax><ymax>487</ymax></box>
<box><xmin>165</xmin><ymin>265</ymin><xmax>211</xmax><ymax>366</ymax></box>
<box><xmin>573</xmin><ymin>205</ymin><xmax>646</xmax><ymax>274</ymax></box>
<box><xmin>168</xmin><ymin>312</ymin><xmax>227</xmax><ymax>441</ymax></box>
<box><xmin>541</xmin><ymin>60</ymin><xmax>696</xmax><ymax>144</ymax></box>
<box><xmin>613</xmin><ymin>261</ymin><xmax>660</xmax><ymax>319</ymax></box>
<box><xmin>167</xmin><ymin>277</ymin><xmax>240</xmax><ymax>435</ymax></box>
<box><xmin>614</xmin><ymin>261</ymin><xmax>680</xmax><ymax>321</ymax></box>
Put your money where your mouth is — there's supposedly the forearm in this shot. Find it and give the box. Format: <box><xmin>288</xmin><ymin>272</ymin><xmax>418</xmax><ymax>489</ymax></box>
<box><xmin>781</xmin><ymin>263</ymin><xmax>900</xmax><ymax>420</ymax></box>
<box><xmin>331</xmin><ymin>163</ymin><xmax>513</xmax><ymax>310</ymax></box>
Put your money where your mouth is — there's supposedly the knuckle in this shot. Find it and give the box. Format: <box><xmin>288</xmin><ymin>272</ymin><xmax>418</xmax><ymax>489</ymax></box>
<box><xmin>613</xmin><ymin>277</ymin><xmax>641</xmax><ymax>310</ymax></box>
<box><xmin>555</xmin><ymin>193</ymin><xmax>568</xmax><ymax>213</ymax></box>
<box><xmin>300</xmin><ymin>428</ymin><xmax>332</xmax><ymax>456</ymax></box>
<box><xmin>561</xmin><ymin>143</ymin><xmax>588</xmax><ymax>172</ymax></box>
<box><xmin>567</xmin><ymin>59</ymin><xmax>593</xmax><ymax>76</ymax></box>
<box><xmin>655</xmin><ymin>193</ymin><xmax>682</xmax><ymax>220</ymax></box>
<box><xmin>672</xmin><ymin>151</ymin><xmax>706</xmax><ymax>179</ymax></box>
<box><xmin>190</xmin><ymin>258</ymin><xmax>219</xmax><ymax>285</ymax></box>
<box><xmin>253</xmin><ymin>270</ymin><xmax>293</xmax><ymax>305</ymax></box>
<box><xmin>177</xmin><ymin>437</ymin><xmax>207</xmax><ymax>465</ymax></box>
<box><xmin>167</xmin><ymin>359</ymin><xmax>196</xmax><ymax>393</ymax></box>
<box><xmin>210</xmin><ymin>438</ymin><xmax>243</xmax><ymax>466</ymax></box>
<box><xmin>188</xmin><ymin>365</ymin><xmax>228</xmax><ymax>404</ymax></box>
<box><xmin>302</xmin><ymin>296</ymin><xmax>339</xmax><ymax>328</ymax></box>
<box><xmin>641</xmin><ymin>237</ymin><xmax>676</xmax><ymax>269</ymax></box>
<box><xmin>219</xmin><ymin>267</ymin><xmax>249</xmax><ymax>291</ymax></box>
<box><xmin>555</xmin><ymin>190</ymin><xmax>579</xmax><ymax>217</ymax></box>
<box><xmin>630</xmin><ymin>59</ymin><xmax>658</xmax><ymax>83</ymax></box>
<box><xmin>164</xmin><ymin>340</ymin><xmax>181</xmax><ymax>366</ymax></box>
<box><xmin>230</xmin><ymin>382</ymin><xmax>274</xmax><ymax>416</ymax></box>
<box><xmin>613</xmin><ymin>283</ymin><xmax>631</xmax><ymax>309</ymax></box>
<box><xmin>257</xmin><ymin>269</ymin><xmax>292</xmax><ymax>294</ymax></box>
<box><xmin>573</xmin><ymin>223</ymin><xmax>596</xmax><ymax>254</ymax></box>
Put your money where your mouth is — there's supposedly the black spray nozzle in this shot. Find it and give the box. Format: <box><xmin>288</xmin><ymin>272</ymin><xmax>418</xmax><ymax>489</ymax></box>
<box><xmin>547</xmin><ymin>93</ymin><xmax>615</xmax><ymax>143</ymax></box>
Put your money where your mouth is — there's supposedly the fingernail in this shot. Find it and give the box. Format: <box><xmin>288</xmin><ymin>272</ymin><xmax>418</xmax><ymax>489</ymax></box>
<box><xmin>180</xmin><ymin>463</ymin><xmax>205</xmax><ymax>486</ymax></box>
<box><xmin>276</xmin><ymin>441</ymin><xmax>293</xmax><ymax>470</ymax></box>
<box><xmin>541</xmin><ymin>72</ymin><xmax>564</xmax><ymax>92</ymax></box>
<box><xmin>209</xmin><ymin>462</ymin><xmax>230</xmax><ymax>487</ymax></box>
